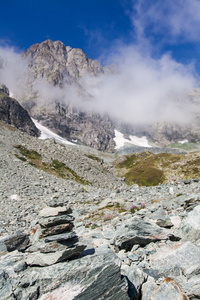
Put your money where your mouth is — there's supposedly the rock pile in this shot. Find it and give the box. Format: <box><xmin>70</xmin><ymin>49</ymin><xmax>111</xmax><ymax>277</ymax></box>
<box><xmin>26</xmin><ymin>205</ymin><xmax>86</xmax><ymax>267</ymax></box>
<box><xmin>0</xmin><ymin>206</ymin><xmax>129</xmax><ymax>299</ymax></box>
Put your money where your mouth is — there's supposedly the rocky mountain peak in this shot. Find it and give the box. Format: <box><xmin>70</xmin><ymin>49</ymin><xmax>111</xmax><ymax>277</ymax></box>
<box><xmin>18</xmin><ymin>39</ymin><xmax>116</xmax><ymax>151</ymax></box>
<box><xmin>23</xmin><ymin>39</ymin><xmax>68</xmax><ymax>86</ymax></box>
<box><xmin>23</xmin><ymin>39</ymin><xmax>104</xmax><ymax>86</ymax></box>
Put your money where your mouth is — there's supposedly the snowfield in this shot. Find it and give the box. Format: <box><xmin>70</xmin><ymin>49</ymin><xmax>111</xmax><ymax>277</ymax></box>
<box><xmin>32</xmin><ymin>119</ymin><xmax>75</xmax><ymax>146</ymax></box>
<box><xmin>114</xmin><ymin>130</ymin><xmax>151</xmax><ymax>149</ymax></box>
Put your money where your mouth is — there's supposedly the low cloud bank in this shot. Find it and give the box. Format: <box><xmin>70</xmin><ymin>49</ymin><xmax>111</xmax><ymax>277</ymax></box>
<box><xmin>0</xmin><ymin>34</ymin><xmax>199</xmax><ymax>126</ymax></box>
<box><xmin>80</xmin><ymin>46</ymin><xmax>198</xmax><ymax>124</ymax></box>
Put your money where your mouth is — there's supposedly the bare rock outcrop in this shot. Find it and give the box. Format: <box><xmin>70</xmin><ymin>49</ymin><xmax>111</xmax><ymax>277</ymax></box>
<box><xmin>0</xmin><ymin>84</ymin><xmax>39</xmax><ymax>137</ymax></box>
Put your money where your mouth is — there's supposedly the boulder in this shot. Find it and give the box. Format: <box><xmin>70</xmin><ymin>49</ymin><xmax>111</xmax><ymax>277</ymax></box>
<box><xmin>178</xmin><ymin>204</ymin><xmax>200</xmax><ymax>241</ymax></box>
<box><xmin>113</xmin><ymin>216</ymin><xmax>180</xmax><ymax>251</ymax></box>
<box><xmin>12</xmin><ymin>246</ymin><xmax>129</xmax><ymax>300</ymax></box>
<box><xmin>0</xmin><ymin>232</ymin><xmax>30</xmax><ymax>253</ymax></box>
<box><xmin>147</xmin><ymin>277</ymin><xmax>189</xmax><ymax>300</ymax></box>
<box><xmin>150</xmin><ymin>241</ymin><xmax>200</xmax><ymax>278</ymax></box>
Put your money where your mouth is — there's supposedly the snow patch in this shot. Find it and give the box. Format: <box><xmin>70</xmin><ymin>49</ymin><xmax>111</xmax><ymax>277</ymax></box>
<box><xmin>114</xmin><ymin>130</ymin><xmax>151</xmax><ymax>149</ymax></box>
<box><xmin>178</xmin><ymin>139</ymin><xmax>188</xmax><ymax>144</ymax></box>
<box><xmin>9</xmin><ymin>91</ymin><xmax>14</xmax><ymax>97</ymax></box>
<box><xmin>32</xmin><ymin>119</ymin><xmax>75</xmax><ymax>146</ymax></box>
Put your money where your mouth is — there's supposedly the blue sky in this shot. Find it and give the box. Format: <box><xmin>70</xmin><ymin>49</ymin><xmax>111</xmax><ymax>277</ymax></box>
<box><xmin>1</xmin><ymin>0</ymin><xmax>200</xmax><ymax>73</ymax></box>
<box><xmin>0</xmin><ymin>0</ymin><xmax>200</xmax><ymax>125</ymax></box>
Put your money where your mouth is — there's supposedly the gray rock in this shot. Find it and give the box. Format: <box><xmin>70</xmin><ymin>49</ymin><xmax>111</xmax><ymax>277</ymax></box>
<box><xmin>40</xmin><ymin>222</ymin><xmax>74</xmax><ymax>237</ymax></box>
<box><xmin>185</xmin><ymin>276</ymin><xmax>200</xmax><ymax>299</ymax></box>
<box><xmin>16</xmin><ymin>247</ymin><xmax>129</xmax><ymax>300</ymax></box>
<box><xmin>183</xmin><ymin>194</ymin><xmax>200</xmax><ymax>211</ymax></box>
<box><xmin>1</xmin><ymin>231</ymin><xmax>30</xmax><ymax>252</ymax></box>
<box><xmin>13</xmin><ymin>286</ymin><xmax>39</xmax><ymax>300</ymax></box>
<box><xmin>149</xmin><ymin>277</ymin><xmax>189</xmax><ymax>300</ymax></box>
<box><xmin>39</xmin><ymin>214</ymin><xmax>74</xmax><ymax>228</ymax></box>
<box><xmin>39</xmin><ymin>206</ymin><xmax>72</xmax><ymax>217</ymax></box>
<box><xmin>0</xmin><ymin>83</ymin><xmax>9</xmax><ymax>95</ymax></box>
<box><xmin>26</xmin><ymin>244</ymin><xmax>86</xmax><ymax>267</ymax></box>
<box><xmin>156</xmin><ymin>217</ymin><xmax>173</xmax><ymax>228</ymax></box>
<box><xmin>150</xmin><ymin>241</ymin><xmax>200</xmax><ymax>278</ymax></box>
<box><xmin>0</xmin><ymin>90</ymin><xmax>39</xmax><ymax>137</ymax></box>
<box><xmin>178</xmin><ymin>205</ymin><xmax>200</xmax><ymax>241</ymax></box>
<box><xmin>141</xmin><ymin>276</ymin><xmax>157</xmax><ymax>299</ymax></box>
<box><xmin>0</xmin><ymin>270</ymin><xmax>14</xmax><ymax>300</ymax></box>
<box><xmin>122</xmin><ymin>265</ymin><xmax>148</xmax><ymax>299</ymax></box>
<box><xmin>44</xmin><ymin>231</ymin><xmax>77</xmax><ymax>243</ymax></box>
<box><xmin>113</xmin><ymin>216</ymin><xmax>179</xmax><ymax>251</ymax></box>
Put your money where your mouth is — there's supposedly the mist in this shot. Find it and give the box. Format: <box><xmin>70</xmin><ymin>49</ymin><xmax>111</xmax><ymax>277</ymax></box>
<box><xmin>0</xmin><ymin>46</ymin><xmax>30</xmax><ymax>98</ymax></box>
<box><xmin>0</xmin><ymin>5</ymin><xmax>199</xmax><ymax>127</ymax></box>
<box><xmin>79</xmin><ymin>46</ymin><xmax>198</xmax><ymax>125</ymax></box>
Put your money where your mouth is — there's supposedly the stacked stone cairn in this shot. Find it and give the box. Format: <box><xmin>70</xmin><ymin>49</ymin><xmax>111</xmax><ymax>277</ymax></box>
<box><xmin>26</xmin><ymin>205</ymin><xmax>86</xmax><ymax>267</ymax></box>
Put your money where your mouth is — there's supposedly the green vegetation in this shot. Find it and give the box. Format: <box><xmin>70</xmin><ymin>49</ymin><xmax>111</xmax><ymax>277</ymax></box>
<box><xmin>114</xmin><ymin>152</ymin><xmax>166</xmax><ymax>186</ymax></box>
<box><xmin>84</xmin><ymin>153</ymin><xmax>102</xmax><ymax>163</ymax></box>
<box><xmin>50</xmin><ymin>159</ymin><xmax>90</xmax><ymax>185</ymax></box>
<box><xmin>113</xmin><ymin>151</ymin><xmax>200</xmax><ymax>186</ymax></box>
<box><xmin>14</xmin><ymin>145</ymin><xmax>41</xmax><ymax>160</ymax></box>
<box><xmin>14</xmin><ymin>145</ymin><xmax>90</xmax><ymax>185</ymax></box>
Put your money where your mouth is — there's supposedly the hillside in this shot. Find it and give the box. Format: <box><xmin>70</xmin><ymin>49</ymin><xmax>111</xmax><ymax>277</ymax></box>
<box><xmin>0</xmin><ymin>122</ymin><xmax>200</xmax><ymax>299</ymax></box>
<box><xmin>113</xmin><ymin>151</ymin><xmax>200</xmax><ymax>186</ymax></box>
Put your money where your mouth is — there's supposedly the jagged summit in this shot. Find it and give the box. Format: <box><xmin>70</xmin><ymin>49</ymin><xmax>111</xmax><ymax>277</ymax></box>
<box><xmin>23</xmin><ymin>39</ymin><xmax>104</xmax><ymax>86</ymax></box>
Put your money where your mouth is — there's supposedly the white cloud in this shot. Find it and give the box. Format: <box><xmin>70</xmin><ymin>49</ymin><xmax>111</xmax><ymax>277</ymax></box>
<box><xmin>80</xmin><ymin>45</ymin><xmax>198</xmax><ymax>125</ymax></box>
<box><xmin>0</xmin><ymin>42</ymin><xmax>198</xmax><ymax>127</ymax></box>
<box><xmin>0</xmin><ymin>46</ymin><xmax>30</xmax><ymax>98</ymax></box>
<box><xmin>131</xmin><ymin>0</ymin><xmax>200</xmax><ymax>43</ymax></box>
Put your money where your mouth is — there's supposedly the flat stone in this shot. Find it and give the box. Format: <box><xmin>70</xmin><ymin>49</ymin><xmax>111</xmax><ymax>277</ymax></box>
<box><xmin>39</xmin><ymin>206</ymin><xmax>72</xmax><ymax>218</ymax></box>
<box><xmin>39</xmin><ymin>214</ymin><xmax>74</xmax><ymax>228</ymax></box>
<box><xmin>26</xmin><ymin>244</ymin><xmax>86</xmax><ymax>267</ymax></box>
<box><xmin>44</xmin><ymin>231</ymin><xmax>77</xmax><ymax>243</ymax></box>
<box><xmin>40</xmin><ymin>223</ymin><xmax>74</xmax><ymax>237</ymax></box>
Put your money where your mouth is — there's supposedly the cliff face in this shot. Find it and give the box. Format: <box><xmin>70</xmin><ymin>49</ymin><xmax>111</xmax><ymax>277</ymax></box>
<box><xmin>0</xmin><ymin>84</ymin><xmax>39</xmax><ymax>137</ymax></box>
<box><xmin>14</xmin><ymin>39</ymin><xmax>200</xmax><ymax>149</ymax></box>
<box><xmin>21</xmin><ymin>39</ymin><xmax>115</xmax><ymax>151</ymax></box>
